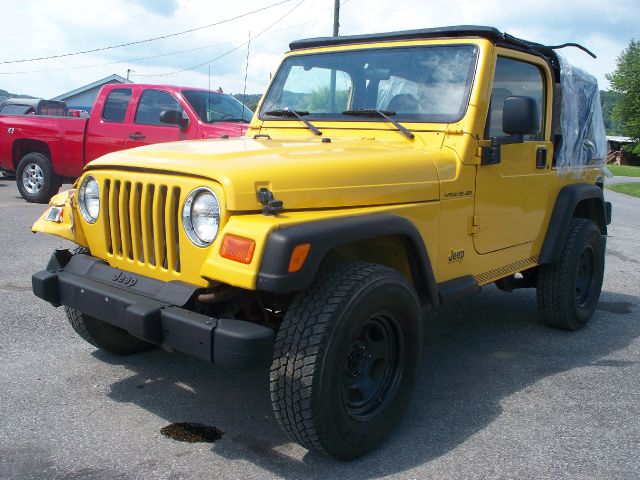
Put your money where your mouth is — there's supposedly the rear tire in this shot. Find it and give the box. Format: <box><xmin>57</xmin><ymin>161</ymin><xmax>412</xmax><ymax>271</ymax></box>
<box><xmin>16</xmin><ymin>152</ymin><xmax>61</xmax><ymax>203</ymax></box>
<box><xmin>270</xmin><ymin>262</ymin><xmax>423</xmax><ymax>459</ymax></box>
<box><xmin>536</xmin><ymin>218</ymin><xmax>605</xmax><ymax>330</ymax></box>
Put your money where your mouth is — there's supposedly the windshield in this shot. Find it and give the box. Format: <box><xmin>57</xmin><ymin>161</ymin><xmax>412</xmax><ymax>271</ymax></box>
<box><xmin>260</xmin><ymin>45</ymin><xmax>478</xmax><ymax>123</ymax></box>
<box><xmin>182</xmin><ymin>91</ymin><xmax>253</xmax><ymax>123</ymax></box>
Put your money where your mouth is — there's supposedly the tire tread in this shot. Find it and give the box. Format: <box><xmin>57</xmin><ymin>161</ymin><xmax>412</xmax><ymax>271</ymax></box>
<box><xmin>16</xmin><ymin>152</ymin><xmax>61</xmax><ymax>203</ymax></box>
<box><xmin>537</xmin><ymin>218</ymin><xmax>603</xmax><ymax>330</ymax></box>
<box><xmin>270</xmin><ymin>262</ymin><xmax>400</xmax><ymax>455</ymax></box>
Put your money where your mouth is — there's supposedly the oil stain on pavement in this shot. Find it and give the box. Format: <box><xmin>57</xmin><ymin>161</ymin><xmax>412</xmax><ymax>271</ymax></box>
<box><xmin>160</xmin><ymin>423</ymin><xmax>224</xmax><ymax>443</ymax></box>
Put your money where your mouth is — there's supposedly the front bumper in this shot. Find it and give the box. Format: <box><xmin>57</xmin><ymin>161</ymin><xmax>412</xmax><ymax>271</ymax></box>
<box><xmin>32</xmin><ymin>250</ymin><xmax>274</xmax><ymax>370</ymax></box>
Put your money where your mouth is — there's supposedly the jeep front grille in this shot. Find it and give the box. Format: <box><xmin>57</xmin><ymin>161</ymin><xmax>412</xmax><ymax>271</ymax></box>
<box><xmin>103</xmin><ymin>179</ymin><xmax>181</xmax><ymax>273</ymax></box>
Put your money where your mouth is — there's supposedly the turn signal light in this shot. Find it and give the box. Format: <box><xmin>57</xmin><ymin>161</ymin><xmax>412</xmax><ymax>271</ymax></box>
<box><xmin>220</xmin><ymin>235</ymin><xmax>256</xmax><ymax>264</ymax></box>
<box><xmin>288</xmin><ymin>243</ymin><xmax>311</xmax><ymax>273</ymax></box>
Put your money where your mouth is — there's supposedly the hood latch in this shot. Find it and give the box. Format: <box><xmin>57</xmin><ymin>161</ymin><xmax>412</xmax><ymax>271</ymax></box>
<box><xmin>257</xmin><ymin>188</ymin><xmax>284</xmax><ymax>216</ymax></box>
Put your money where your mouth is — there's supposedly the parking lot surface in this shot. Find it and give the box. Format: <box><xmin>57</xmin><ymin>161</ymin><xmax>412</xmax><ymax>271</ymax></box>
<box><xmin>1</xmin><ymin>176</ymin><xmax>639</xmax><ymax>480</ymax></box>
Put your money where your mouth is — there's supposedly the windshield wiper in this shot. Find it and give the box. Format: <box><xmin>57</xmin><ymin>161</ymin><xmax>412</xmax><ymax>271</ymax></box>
<box><xmin>342</xmin><ymin>109</ymin><xmax>414</xmax><ymax>139</ymax></box>
<box><xmin>264</xmin><ymin>108</ymin><xmax>322</xmax><ymax>136</ymax></box>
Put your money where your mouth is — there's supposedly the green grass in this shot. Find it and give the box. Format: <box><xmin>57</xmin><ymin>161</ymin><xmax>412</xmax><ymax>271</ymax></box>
<box><xmin>607</xmin><ymin>183</ymin><xmax>640</xmax><ymax>198</ymax></box>
<box><xmin>607</xmin><ymin>164</ymin><xmax>640</xmax><ymax>177</ymax></box>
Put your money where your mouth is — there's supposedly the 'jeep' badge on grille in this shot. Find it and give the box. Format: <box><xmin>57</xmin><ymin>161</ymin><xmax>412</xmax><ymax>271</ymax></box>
<box><xmin>112</xmin><ymin>271</ymin><xmax>138</xmax><ymax>287</ymax></box>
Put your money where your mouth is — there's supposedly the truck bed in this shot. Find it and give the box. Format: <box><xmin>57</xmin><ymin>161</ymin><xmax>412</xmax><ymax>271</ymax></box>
<box><xmin>0</xmin><ymin>115</ymin><xmax>88</xmax><ymax>176</ymax></box>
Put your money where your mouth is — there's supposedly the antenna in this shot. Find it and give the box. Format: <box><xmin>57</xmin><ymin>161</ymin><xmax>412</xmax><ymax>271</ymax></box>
<box><xmin>329</xmin><ymin>0</ymin><xmax>339</xmax><ymax>111</ymax></box>
<box><xmin>241</xmin><ymin>31</ymin><xmax>251</xmax><ymax>135</ymax></box>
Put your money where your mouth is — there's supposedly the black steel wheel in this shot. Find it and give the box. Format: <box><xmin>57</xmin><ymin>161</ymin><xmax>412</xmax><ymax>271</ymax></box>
<box><xmin>270</xmin><ymin>262</ymin><xmax>423</xmax><ymax>459</ymax></box>
<box><xmin>537</xmin><ymin>218</ymin><xmax>605</xmax><ymax>330</ymax></box>
<box><xmin>342</xmin><ymin>313</ymin><xmax>404</xmax><ymax>421</ymax></box>
<box><xmin>575</xmin><ymin>245</ymin><xmax>596</xmax><ymax>308</ymax></box>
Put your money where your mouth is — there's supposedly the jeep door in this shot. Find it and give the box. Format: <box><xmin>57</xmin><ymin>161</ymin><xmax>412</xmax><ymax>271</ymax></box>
<box><xmin>473</xmin><ymin>52</ymin><xmax>554</xmax><ymax>254</ymax></box>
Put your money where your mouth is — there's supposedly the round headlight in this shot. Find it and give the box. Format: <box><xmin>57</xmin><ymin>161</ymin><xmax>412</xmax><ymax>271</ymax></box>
<box><xmin>182</xmin><ymin>188</ymin><xmax>220</xmax><ymax>247</ymax></box>
<box><xmin>78</xmin><ymin>175</ymin><xmax>100</xmax><ymax>223</ymax></box>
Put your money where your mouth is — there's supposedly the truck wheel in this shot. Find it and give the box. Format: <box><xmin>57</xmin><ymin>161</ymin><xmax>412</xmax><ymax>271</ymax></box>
<box><xmin>16</xmin><ymin>152</ymin><xmax>62</xmax><ymax>203</ymax></box>
<box><xmin>536</xmin><ymin>218</ymin><xmax>605</xmax><ymax>330</ymax></box>
<box><xmin>270</xmin><ymin>262</ymin><xmax>423</xmax><ymax>459</ymax></box>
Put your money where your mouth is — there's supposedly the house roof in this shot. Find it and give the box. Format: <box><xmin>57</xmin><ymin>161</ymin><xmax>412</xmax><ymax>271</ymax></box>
<box><xmin>607</xmin><ymin>136</ymin><xmax>634</xmax><ymax>143</ymax></box>
<box><xmin>52</xmin><ymin>74</ymin><xmax>130</xmax><ymax>101</ymax></box>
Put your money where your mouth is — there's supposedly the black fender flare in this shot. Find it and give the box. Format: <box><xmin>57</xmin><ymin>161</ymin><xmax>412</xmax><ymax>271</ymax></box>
<box><xmin>256</xmin><ymin>213</ymin><xmax>439</xmax><ymax>306</ymax></box>
<box><xmin>540</xmin><ymin>183</ymin><xmax>609</xmax><ymax>264</ymax></box>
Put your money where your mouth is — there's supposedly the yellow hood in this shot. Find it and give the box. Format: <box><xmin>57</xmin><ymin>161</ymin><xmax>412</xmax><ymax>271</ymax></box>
<box><xmin>86</xmin><ymin>137</ymin><xmax>445</xmax><ymax>211</ymax></box>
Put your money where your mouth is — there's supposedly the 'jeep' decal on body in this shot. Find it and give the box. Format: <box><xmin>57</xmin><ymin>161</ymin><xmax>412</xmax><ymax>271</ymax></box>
<box><xmin>448</xmin><ymin>249</ymin><xmax>465</xmax><ymax>263</ymax></box>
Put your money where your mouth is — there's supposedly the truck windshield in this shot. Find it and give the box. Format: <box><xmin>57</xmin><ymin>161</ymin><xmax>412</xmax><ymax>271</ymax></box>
<box><xmin>182</xmin><ymin>91</ymin><xmax>253</xmax><ymax>123</ymax></box>
<box><xmin>260</xmin><ymin>45</ymin><xmax>478</xmax><ymax>123</ymax></box>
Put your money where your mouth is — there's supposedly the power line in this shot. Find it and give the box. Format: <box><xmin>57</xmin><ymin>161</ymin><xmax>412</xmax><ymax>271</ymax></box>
<box><xmin>133</xmin><ymin>0</ymin><xmax>306</xmax><ymax>78</ymax></box>
<box><xmin>0</xmin><ymin>0</ymin><xmax>292</xmax><ymax>65</ymax></box>
<box><xmin>0</xmin><ymin>16</ymin><xmax>328</xmax><ymax>76</ymax></box>
<box><xmin>0</xmin><ymin>40</ymin><xmax>236</xmax><ymax>75</ymax></box>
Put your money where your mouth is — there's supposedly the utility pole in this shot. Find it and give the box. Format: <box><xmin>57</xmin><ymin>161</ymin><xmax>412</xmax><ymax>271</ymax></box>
<box><xmin>329</xmin><ymin>0</ymin><xmax>340</xmax><ymax>111</ymax></box>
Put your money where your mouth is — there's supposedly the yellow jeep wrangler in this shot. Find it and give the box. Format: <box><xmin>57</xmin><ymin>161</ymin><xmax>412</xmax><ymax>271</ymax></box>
<box><xmin>32</xmin><ymin>26</ymin><xmax>611</xmax><ymax>459</ymax></box>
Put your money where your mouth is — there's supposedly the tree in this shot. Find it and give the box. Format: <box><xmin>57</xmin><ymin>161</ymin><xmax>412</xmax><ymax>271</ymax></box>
<box><xmin>606</xmin><ymin>40</ymin><xmax>640</xmax><ymax>154</ymax></box>
<box><xmin>600</xmin><ymin>90</ymin><xmax>623</xmax><ymax>135</ymax></box>
<box><xmin>232</xmin><ymin>93</ymin><xmax>262</xmax><ymax>112</ymax></box>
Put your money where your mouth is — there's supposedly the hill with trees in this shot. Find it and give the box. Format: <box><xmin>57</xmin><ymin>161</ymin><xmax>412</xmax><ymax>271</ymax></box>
<box><xmin>0</xmin><ymin>88</ymin><xmax>37</xmax><ymax>102</ymax></box>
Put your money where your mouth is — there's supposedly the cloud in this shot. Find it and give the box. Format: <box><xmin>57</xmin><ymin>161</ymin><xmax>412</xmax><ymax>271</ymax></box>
<box><xmin>0</xmin><ymin>0</ymin><xmax>636</xmax><ymax>99</ymax></box>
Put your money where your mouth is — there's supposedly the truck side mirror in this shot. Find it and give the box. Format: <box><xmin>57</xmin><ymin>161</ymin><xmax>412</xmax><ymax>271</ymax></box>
<box><xmin>160</xmin><ymin>109</ymin><xmax>189</xmax><ymax>130</ymax></box>
<box><xmin>481</xmin><ymin>96</ymin><xmax>539</xmax><ymax>166</ymax></box>
<box><xmin>502</xmin><ymin>96</ymin><xmax>539</xmax><ymax>135</ymax></box>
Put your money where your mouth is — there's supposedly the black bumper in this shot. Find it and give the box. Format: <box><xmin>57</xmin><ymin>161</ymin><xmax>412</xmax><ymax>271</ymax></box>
<box><xmin>32</xmin><ymin>251</ymin><xmax>274</xmax><ymax>370</ymax></box>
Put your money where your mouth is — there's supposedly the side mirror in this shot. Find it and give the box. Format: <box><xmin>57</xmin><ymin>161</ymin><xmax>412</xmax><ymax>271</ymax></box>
<box><xmin>160</xmin><ymin>109</ymin><xmax>189</xmax><ymax>129</ymax></box>
<box><xmin>502</xmin><ymin>96</ymin><xmax>539</xmax><ymax>135</ymax></box>
<box><xmin>481</xmin><ymin>96</ymin><xmax>539</xmax><ymax>166</ymax></box>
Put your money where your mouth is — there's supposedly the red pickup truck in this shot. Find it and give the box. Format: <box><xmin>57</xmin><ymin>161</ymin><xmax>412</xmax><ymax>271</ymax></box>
<box><xmin>0</xmin><ymin>83</ymin><xmax>252</xmax><ymax>202</ymax></box>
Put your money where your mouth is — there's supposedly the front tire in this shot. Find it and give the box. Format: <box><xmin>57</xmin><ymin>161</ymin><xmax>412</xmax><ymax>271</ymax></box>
<box><xmin>536</xmin><ymin>218</ymin><xmax>605</xmax><ymax>330</ymax></box>
<box><xmin>270</xmin><ymin>262</ymin><xmax>423</xmax><ymax>459</ymax></box>
<box><xmin>16</xmin><ymin>152</ymin><xmax>62</xmax><ymax>203</ymax></box>
<box><xmin>65</xmin><ymin>307</ymin><xmax>155</xmax><ymax>355</ymax></box>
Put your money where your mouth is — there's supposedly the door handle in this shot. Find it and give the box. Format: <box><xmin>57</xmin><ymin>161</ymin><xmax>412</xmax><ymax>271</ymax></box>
<box><xmin>536</xmin><ymin>147</ymin><xmax>547</xmax><ymax>169</ymax></box>
<box><xmin>128</xmin><ymin>132</ymin><xmax>146</xmax><ymax>140</ymax></box>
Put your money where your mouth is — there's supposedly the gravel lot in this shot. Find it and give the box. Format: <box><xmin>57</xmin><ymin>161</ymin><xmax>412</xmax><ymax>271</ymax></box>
<box><xmin>1</xmin><ymin>176</ymin><xmax>638</xmax><ymax>480</ymax></box>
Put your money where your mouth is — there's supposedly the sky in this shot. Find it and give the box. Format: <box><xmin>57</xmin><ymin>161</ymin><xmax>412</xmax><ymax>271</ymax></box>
<box><xmin>0</xmin><ymin>0</ymin><xmax>637</xmax><ymax>99</ymax></box>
